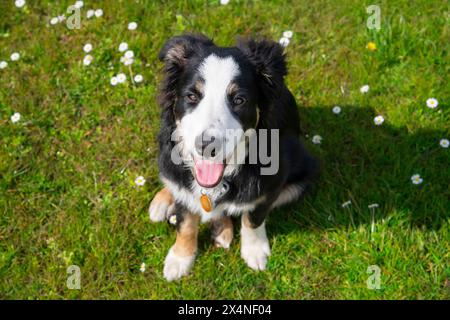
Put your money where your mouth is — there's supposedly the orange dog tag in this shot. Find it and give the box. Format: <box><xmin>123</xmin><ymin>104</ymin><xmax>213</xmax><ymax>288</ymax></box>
<box><xmin>200</xmin><ymin>194</ymin><xmax>212</xmax><ymax>212</ymax></box>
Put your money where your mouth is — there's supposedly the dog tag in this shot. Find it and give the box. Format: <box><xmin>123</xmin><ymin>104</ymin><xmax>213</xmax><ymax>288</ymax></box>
<box><xmin>200</xmin><ymin>194</ymin><xmax>212</xmax><ymax>212</ymax></box>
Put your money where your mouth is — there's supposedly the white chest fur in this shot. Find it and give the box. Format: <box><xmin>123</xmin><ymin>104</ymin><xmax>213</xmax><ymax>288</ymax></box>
<box><xmin>161</xmin><ymin>176</ymin><xmax>265</xmax><ymax>223</ymax></box>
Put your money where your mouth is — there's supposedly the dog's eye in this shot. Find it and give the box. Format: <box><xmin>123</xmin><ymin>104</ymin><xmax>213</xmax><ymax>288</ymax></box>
<box><xmin>233</xmin><ymin>97</ymin><xmax>246</xmax><ymax>106</ymax></box>
<box><xmin>186</xmin><ymin>94</ymin><xmax>199</xmax><ymax>103</ymax></box>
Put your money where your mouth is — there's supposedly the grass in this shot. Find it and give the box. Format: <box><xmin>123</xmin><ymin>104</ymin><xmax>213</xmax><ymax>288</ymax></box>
<box><xmin>0</xmin><ymin>0</ymin><xmax>449</xmax><ymax>299</ymax></box>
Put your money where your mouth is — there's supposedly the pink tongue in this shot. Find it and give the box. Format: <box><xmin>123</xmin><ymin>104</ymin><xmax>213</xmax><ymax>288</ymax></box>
<box><xmin>194</xmin><ymin>159</ymin><xmax>225</xmax><ymax>188</ymax></box>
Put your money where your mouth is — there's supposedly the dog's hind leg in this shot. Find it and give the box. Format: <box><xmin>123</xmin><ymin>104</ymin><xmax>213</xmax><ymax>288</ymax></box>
<box><xmin>149</xmin><ymin>187</ymin><xmax>175</xmax><ymax>222</ymax></box>
<box><xmin>270</xmin><ymin>183</ymin><xmax>305</xmax><ymax>209</ymax></box>
<box><xmin>211</xmin><ymin>215</ymin><xmax>234</xmax><ymax>249</ymax></box>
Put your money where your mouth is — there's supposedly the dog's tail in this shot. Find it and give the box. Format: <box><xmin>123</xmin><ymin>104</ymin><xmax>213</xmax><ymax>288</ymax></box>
<box><xmin>270</xmin><ymin>183</ymin><xmax>306</xmax><ymax>209</ymax></box>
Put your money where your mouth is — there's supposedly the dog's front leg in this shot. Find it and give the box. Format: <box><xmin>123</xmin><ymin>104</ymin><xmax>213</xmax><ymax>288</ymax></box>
<box><xmin>163</xmin><ymin>212</ymin><xmax>200</xmax><ymax>281</ymax></box>
<box><xmin>149</xmin><ymin>187</ymin><xmax>174</xmax><ymax>222</ymax></box>
<box><xmin>240</xmin><ymin>211</ymin><xmax>271</xmax><ymax>271</ymax></box>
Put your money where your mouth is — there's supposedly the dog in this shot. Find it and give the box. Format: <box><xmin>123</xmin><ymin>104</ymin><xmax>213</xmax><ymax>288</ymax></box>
<box><xmin>149</xmin><ymin>33</ymin><xmax>318</xmax><ymax>281</ymax></box>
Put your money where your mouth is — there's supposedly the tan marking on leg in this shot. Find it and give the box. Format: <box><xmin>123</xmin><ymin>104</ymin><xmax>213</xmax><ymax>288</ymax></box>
<box><xmin>172</xmin><ymin>213</ymin><xmax>200</xmax><ymax>257</ymax></box>
<box><xmin>212</xmin><ymin>215</ymin><xmax>234</xmax><ymax>249</ymax></box>
<box><xmin>242</xmin><ymin>211</ymin><xmax>254</xmax><ymax>229</ymax></box>
<box><xmin>153</xmin><ymin>187</ymin><xmax>174</xmax><ymax>205</ymax></box>
<box><xmin>149</xmin><ymin>187</ymin><xmax>175</xmax><ymax>222</ymax></box>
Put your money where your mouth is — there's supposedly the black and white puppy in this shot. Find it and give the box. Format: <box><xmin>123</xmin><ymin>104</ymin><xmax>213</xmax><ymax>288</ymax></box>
<box><xmin>149</xmin><ymin>34</ymin><xmax>317</xmax><ymax>281</ymax></box>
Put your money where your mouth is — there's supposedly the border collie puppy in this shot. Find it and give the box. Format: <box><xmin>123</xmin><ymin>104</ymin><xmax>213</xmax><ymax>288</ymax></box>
<box><xmin>149</xmin><ymin>34</ymin><xmax>317</xmax><ymax>281</ymax></box>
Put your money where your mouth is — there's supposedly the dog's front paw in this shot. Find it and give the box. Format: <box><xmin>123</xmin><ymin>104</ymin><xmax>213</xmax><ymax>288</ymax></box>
<box><xmin>149</xmin><ymin>187</ymin><xmax>174</xmax><ymax>222</ymax></box>
<box><xmin>163</xmin><ymin>247</ymin><xmax>196</xmax><ymax>281</ymax></box>
<box><xmin>241</xmin><ymin>240</ymin><xmax>271</xmax><ymax>271</ymax></box>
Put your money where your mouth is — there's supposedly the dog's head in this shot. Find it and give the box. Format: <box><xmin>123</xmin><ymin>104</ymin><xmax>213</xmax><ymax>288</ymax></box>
<box><xmin>159</xmin><ymin>33</ymin><xmax>287</xmax><ymax>188</ymax></box>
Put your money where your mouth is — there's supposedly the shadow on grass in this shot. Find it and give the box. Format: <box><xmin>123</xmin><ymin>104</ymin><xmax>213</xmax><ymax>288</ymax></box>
<box><xmin>267</xmin><ymin>105</ymin><xmax>449</xmax><ymax>235</ymax></box>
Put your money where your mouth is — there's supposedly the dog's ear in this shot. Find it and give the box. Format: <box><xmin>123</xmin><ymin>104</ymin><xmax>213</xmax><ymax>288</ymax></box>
<box><xmin>159</xmin><ymin>33</ymin><xmax>214</xmax><ymax>67</ymax></box>
<box><xmin>237</xmin><ymin>38</ymin><xmax>287</xmax><ymax>97</ymax></box>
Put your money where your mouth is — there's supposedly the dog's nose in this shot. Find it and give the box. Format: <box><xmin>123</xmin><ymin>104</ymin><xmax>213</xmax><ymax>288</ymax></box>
<box><xmin>195</xmin><ymin>133</ymin><xmax>220</xmax><ymax>158</ymax></box>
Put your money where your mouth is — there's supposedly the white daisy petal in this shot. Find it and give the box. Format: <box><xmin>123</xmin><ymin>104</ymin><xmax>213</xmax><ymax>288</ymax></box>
<box><xmin>15</xmin><ymin>0</ymin><xmax>26</xmax><ymax>8</ymax></box>
<box><xmin>283</xmin><ymin>30</ymin><xmax>293</xmax><ymax>38</ymax></box>
<box><xmin>83</xmin><ymin>43</ymin><xmax>93</xmax><ymax>53</ymax></box>
<box><xmin>360</xmin><ymin>85</ymin><xmax>370</xmax><ymax>93</ymax></box>
<box><xmin>135</xmin><ymin>176</ymin><xmax>146</xmax><ymax>186</ymax></box>
<box><xmin>125</xmin><ymin>50</ymin><xmax>134</xmax><ymax>59</ymax></box>
<box><xmin>220</xmin><ymin>0</ymin><xmax>230</xmax><ymax>5</ymax></box>
<box><xmin>117</xmin><ymin>73</ymin><xmax>126</xmax><ymax>83</ymax></box>
<box><xmin>50</xmin><ymin>17</ymin><xmax>59</xmax><ymax>25</ymax></box>
<box><xmin>439</xmin><ymin>139</ymin><xmax>449</xmax><ymax>148</ymax></box>
<box><xmin>374</xmin><ymin>115</ymin><xmax>384</xmax><ymax>126</ymax></box>
<box><xmin>110</xmin><ymin>76</ymin><xmax>118</xmax><ymax>86</ymax></box>
<box><xmin>118</xmin><ymin>42</ymin><xmax>128</xmax><ymax>52</ymax></box>
<box><xmin>134</xmin><ymin>74</ymin><xmax>143</xmax><ymax>83</ymax></box>
<box><xmin>11</xmin><ymin>112</ymin><xmax>21</xmax><ymax>123</ymax></box>
<box><xmin>74</xmin><ymin>1</ymin><xmax>84</xmax><ymax>9</ymax></box>
<box><xmin>83</xmin><ymin>55</ymin><xmax>93</xmax><ymax>66</ymax></box>
<box><xmin>411</xmin><ymin>174</ymin><xmax>423</xmax><ymax>185</ymax></box>
<box><xmin>169</xmin><ymin>215</ymin><xmax>177</xmax><ymax>225</ymax></box>
<box><xmin>128</xmin><ymin>22</ymin><xmax>138</xmax><ymax>31</ymax></box>
<box><xmin>332</xmin><ymin>106</ymin><xmax>341</xmax><ymax>114</ymax></box>
<box><xmin>0</xmin><ymin>61</ymin><xmax>7</xmax><ymax>69</ymax></box>
<box><xmin>87</xmin><ymin>10</ymin><xmax>95</xmax><ymax>19</ymax></box>
<box><xmin>426</xmin><ymin>98</ymin><xmax>438</xmax><ymax>109</ymax></box>
<box><xmin>94</xmin><ymin>9</ymin><xmax>103</xmax><ymax>18</ymax></box>
<box><xmin>139</xmin><ymin>262</ymin><xmax>146</xmax><ymax>272</ymax></box>
<box><xmin>10</xmin><ymin>52</ymin><xmax>20</xmax><ymax>61</ymax></box>
<box><xmin>312</xmin><ymin>135</ymin><xmax>322</xmax><ymax>144</ymax></box>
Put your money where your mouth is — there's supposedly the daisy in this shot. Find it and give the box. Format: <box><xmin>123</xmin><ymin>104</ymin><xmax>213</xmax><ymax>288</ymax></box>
<box><xmin>15</xmin><ymin>0</ymin><xmax>25</xmax><ymax>8</ymax></box>
<box><xmin>128</xmin><ymin>22</ymin><xmax>138</xmax><ymax>31</ymax></box>
<box><xmin>110</xmin><ymin>76</ymin><xmax>118</xmax><ymax>86</ymax></box>
<box><xmin>367</xmin><ymin>42</ymin><xmax>377</xmax><ymax>51</ymax></box>
<box><xmin>411</xmin><ymin>174</ymin><xmax>423</xmax><ymax>185</ymax></box>
<box><xmin>0</xmin><ymin>61</ymin><xmax>7</xmax><ymax>69</ymax></box>
<box><xmin>368</xmin><ymin>203</ymin><xmax>379</xmax><ymax>209</ymax></box>
<box><xmin>426</xmin><ymin>98</ymin><xmax>438</xmax><ymax>109</ymax></box>
<box><xmin>117</xmin><ymin>73</ymin><xmax>126</xmax><ymax>83</ymax></box>
<box><xmin>439</xmin><ymin>139</ymin><xmax>449</xmax><ymax>148</ymax></box>
<box><xmin>279</xmin><ymin>37</ymin><xmax>290</xmax><ymax>47</ymax></box>
<box><xmin>134</xmin><ymin>74</ymin><xmax>143</xmax><ymax>83</ymax></box>
<box><xmin>83</xmin><ymin>55</ymin><xmax>93</xmax><ymax>66</ymax></box>
<box><xmin>10</xmin><ymin>52</ymin><xmax>20</xmax><ymax>61</ymax></box>
<box><xmin>118</xmin><ymin>42</ymin><xmax>128</xmax><ymax>52</ymax></box>
<box><xmin>169</xmin><ymin>215</ymin><xmax>177</xmax><ymax>225</ymax></box>
<box><xmin>220</xmin><ymin>0</ymin><xmax>230</xmax><ymax>5</ymax></box>
<box><xmin>124</xmin><ymin>50</ymin><xmax>134</xmax><ymax>59</ymax></box>
<box><xmin>312</xmin><ymin>135</ymin><xmax>322</xmax><ymax>145</ymax></box>
<box><xmin>360</xmin><ymin>85</ymin><xmax>370</xmax><ymax>93</ymax></box>
<box><xmin>135</xmin><ymin>176</ymin><xmax>146</xmax><ymax>186</ymax></box>
<box><xmin>332</xmin><ymin>106</ymin><xmax>341</xmax><ymax>114</ymax></box>
<box><xmin>11</xmin><ymin>112</ymin><xmax>21</xmax><ymax>123</ymax></box>
<box><xmin>94</xmin><ymin>9</ymin><xmax>103</xmax><ymax>18</ymax></box>
<box><xmin>374</xmin><ymin>115</ymin><xmax>384</xmax><ymax>126</ymax></box>
<box><xmin>83</xmin><ymin>43</ymin><xmax>93</xmax><ymax>53</ymax></box>
<box><xmin>121</xmin><ymin>56</ymin><xmax>134</xmax><ymax>66</ymax></box>
<box><xmin>86</xmin><ymin>9</ymin><xmax>95</xmax><ymax>19</ymax></box>
<box><xmin>283</xmin><ymin>30</ymin><xmax>293</xmax><ymax>38</ymax></box>
<box><xmin>50</xmin><ymin>17</ymin><xmax>59</xmax><ymax>25</ymax></box>
<box><xmin>341</xmin><ymin>200</ymin><xmax>351</xmax><ymax>208</ymax></box>
<box><xmin>74</xmin><ymin>1</ymin><xmax>84</xmax><ymax>9</ymax></box>
<box><xmin>139</xmin><ymin>262</ymin><xmax>146</xmax><ymax>273</ymax></box>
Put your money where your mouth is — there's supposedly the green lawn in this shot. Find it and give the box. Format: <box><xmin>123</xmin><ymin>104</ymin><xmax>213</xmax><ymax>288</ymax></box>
<box><xmin>0</xmin><ymin>0</ymin><xmax>448</xmax><ymax>299</ymax></box>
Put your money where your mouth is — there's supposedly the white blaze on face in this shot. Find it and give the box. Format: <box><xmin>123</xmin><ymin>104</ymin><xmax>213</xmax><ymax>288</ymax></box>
<box><xmin>178</xmin><ymin>54</ymin><xmax>244</xmax><ymax>165</ymax></box>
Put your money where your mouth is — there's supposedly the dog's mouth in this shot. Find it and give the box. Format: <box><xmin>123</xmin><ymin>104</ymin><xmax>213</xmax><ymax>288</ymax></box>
<box><xmin>193</xmin><ymin>158</ymin><xmax>225</xmax><ymax>188</ymax></box>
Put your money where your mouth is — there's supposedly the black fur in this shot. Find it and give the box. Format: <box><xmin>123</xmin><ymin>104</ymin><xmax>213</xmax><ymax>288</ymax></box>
<box><xmin>157</xmin><ymin>33</ymin><xmax>318</xmax><ymax>228</ymax></box>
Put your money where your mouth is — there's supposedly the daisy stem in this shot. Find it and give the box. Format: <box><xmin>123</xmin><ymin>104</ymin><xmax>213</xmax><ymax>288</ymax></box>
<box><xmin>129</xmin><ymin>65</ymin><xmax>135</xmax><ymax>86</ymax></box>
